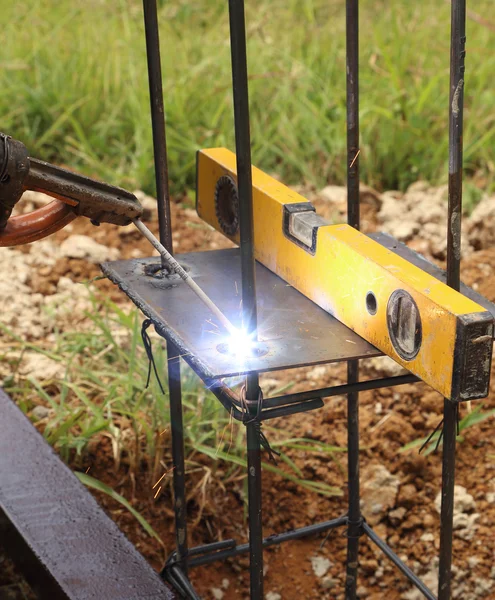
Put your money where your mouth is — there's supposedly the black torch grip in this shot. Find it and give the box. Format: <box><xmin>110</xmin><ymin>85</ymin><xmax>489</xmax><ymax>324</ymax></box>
<box><xmin>0</xmin><ymin>134</ymin><xmax>30</xmax><ymax>231</ymax></box>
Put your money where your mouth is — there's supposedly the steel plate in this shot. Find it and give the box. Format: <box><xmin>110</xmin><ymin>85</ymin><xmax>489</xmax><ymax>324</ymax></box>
<box><xmin>101</xmin><ymin>249</ymin><xmax>380</xmax><ymax>380</ymax></box>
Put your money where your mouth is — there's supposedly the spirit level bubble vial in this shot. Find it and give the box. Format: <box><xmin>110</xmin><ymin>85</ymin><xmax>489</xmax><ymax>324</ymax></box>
<box><xmin>197</xmin><ymin>147</ymin><xmax>494</xmax><ymax>402</ymax></box>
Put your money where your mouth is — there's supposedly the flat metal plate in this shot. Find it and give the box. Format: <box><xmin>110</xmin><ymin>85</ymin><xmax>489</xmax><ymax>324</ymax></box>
<box><xmin>370</xmin><ymin>232</ymin><xmax>495</xmax><ymax>323</ymax></box>
<box><xmin>102</xmin><ymin>249</ymin><xmax>380</xmax><ymax>380</ymax></box>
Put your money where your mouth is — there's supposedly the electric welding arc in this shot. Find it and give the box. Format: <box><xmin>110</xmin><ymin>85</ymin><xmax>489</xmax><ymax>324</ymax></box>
<box><xmin>132</xmin><ymin>218</ymin><xmax>238</xmax><ymax>337</ymax></box>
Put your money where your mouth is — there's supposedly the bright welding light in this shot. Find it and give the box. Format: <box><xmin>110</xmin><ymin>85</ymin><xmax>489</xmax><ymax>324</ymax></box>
<box><xmin>224</xmin><ymin>327</ymin><xmax>256</xmax><ymax>359</ymax></box>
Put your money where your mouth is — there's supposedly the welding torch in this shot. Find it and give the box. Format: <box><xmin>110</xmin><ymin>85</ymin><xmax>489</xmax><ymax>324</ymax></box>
<box><xmin>0</xmin><ymin>131</ymin><xmax>238</xmax><ymax>336</ymax></box>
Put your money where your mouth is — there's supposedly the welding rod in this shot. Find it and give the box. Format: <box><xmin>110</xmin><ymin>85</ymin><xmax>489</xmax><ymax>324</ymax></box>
<box><xmin>132</xmin><ymin>218</ymin><xmax>238</xmax><ymax>336</ymax></box>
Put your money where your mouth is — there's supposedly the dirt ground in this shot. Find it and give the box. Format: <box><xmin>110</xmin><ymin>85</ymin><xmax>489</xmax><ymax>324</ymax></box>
<box><xmin>1</xmin><ymin>182</ymin><xmax>495</xmax><ymax>599</ymax></box>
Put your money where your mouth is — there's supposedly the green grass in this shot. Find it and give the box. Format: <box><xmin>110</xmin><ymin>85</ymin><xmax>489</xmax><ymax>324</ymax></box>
<box><xmin>1</xmin><ymin>291</ymin><xmax>342</xmax><ymax>526</ymax></box>
<box><xmin>1</xmin><ymin>0</ymin><xmax>494</xmax><ymax>198</ymax></box>
<box><xmin>402</xmin><ymin>403</ymin><xmax>495</xmax><ymax>456</ymax></box>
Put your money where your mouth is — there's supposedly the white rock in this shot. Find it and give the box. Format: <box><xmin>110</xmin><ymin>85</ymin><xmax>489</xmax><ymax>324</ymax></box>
<box><xmin>367</xmin><ymin>356</ymin><xmax>407</xmax><ymax>377</ymax></box>
<box><xmin>468</xmin><ymin>195</ymin><xmax>495</xmax><ymax>250</ymax></box>
<box><xmin>361</xmin><ymin>464</ymin><xmax>400</xmax><ymax>525</ymax></box>
<box><xmin>211</xmin><ymin>588</ymin><xmax>224</xmax><ymax>600</ymax></box>
<box><xmin>59</xmin><ymin>235</ymin><xmax>119</xmax><ymax>263</ymax></box>
<box><xmin>402</xmin><ymin>566</ymin><xmax>438</xmax><ymax>600</ymax></box>
<box><xmin>31</xmin><ymin>405</ymin><xmax>51</xmax><ymax>421</ymax></box>
<box><xmin>311</xmin><ymin>555</ymin><xmax>332</xmax><ymax>578</ymax></box>
<box><xmin>475</xmin><ymin>579</ymin><xmax>494</xmax><ymax>596</ymax></box>
<box><xmin>319</xmin><ymin>185</ymin><xmax>347</xmax><ymax>205</ymax></box>
<box><xmin>19</xmin><ymin>352</ymin><xmax>65</xmax><ymax>381</ymax></box>
<box><xmin>321</xmin><ymin>576</ymin><xmax>338</xmax><ymax>590</ymax></box>
<box><xmin>435</xmin><ymin>486</ymin><xmax>479</xmax><ymax>540</ymax></box>
<box><xmin>133</xmin><ymin>189</ymin><xmax>158</xmax><ymax>221</ymax></box>
<box><xmin>467</xmin><ymin>556</ymin><xmax>481</xmax><ymax>569</ymax></box>
<box><xmin>266</xmin><ymin>593</ymin><xmax>282</xmax><ymax>600</ymax></box>
<box><xmin>434</xmin><ymin>485</ymin><xmax>476</xmax><ymax>515</ymax></box>
<box><xmin>308</xmin><ymin>366</ymin><xmax>327</xmax><ymax>381</ymax></box>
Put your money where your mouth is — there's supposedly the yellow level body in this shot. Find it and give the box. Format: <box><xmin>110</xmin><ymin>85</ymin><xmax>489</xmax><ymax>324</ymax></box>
<box><xmin>196</xmin><ymin>148</ymin><xmax>493</xmax><ymax>401</ymax></box>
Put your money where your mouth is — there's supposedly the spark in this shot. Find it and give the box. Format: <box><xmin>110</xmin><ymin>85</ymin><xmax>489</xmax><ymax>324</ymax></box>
<box><xmin>154</xmin><ymin>486</ymin><xmax>162</xmax><ymax>499</ymax></box>
<box><xmin>167</xmin><ymin>352</ymin><xmax>191</xmax><ymax>361</ymax></box>
<box><xmin>153</xmin><ymin>466</ymin><xmax>176</xmax><ymax>489</ymax></box>
<box><xmin>346</xmin><ymin>339</ymin><xmax>356</xmax><ymax>344</ymax></box>
<box><xmin>234</xmin><ymin>281</ymin><xmax>238</xmax><ymax>295</ymax></box>
<box><xmin>159</xmin><ymin>428</ymin><xmax>167</xmax><ymax>436</ymax></box>
<box><xmin>205</xmin><ymin>329</ymin><xmax>221</xmax><ymax>336</ymax></box>
<box><xmin>349</xmin><ymin>149</ymin><xmax>361</xmax><ymax>169</ymax></box>
<box><xmin>206</xmin><ymin>318</ymin><xmax>219</xmax><ymax>329</ymax></box>
<box><xmin>228</xmin><ymin>407</ymin><xmax>234</xmax><ymax>453</ymax></box>
<box><xmin>215</xmin><ymin>418</ymin><xmax>230</xmax><ymax>457</ymax></box>
<box><xmin>85</xmin><ymin>466</ymin><xmax>91</xmax><ymax>474</ymax></box>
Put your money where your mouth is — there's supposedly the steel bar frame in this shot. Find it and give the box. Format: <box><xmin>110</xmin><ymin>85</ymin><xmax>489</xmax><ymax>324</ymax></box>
<box><xmin>228</xmin><ymin>1</ymin><xmax>264</xmax><ymax>598</ymax></box>
<box><xmin>345</xmin><ymin>1</ymin><xmax>361</xmax><ymax>597</ymax></box>
<box><xmin>143</xmin><ymin>1</ymin><xmax>469</xmax><ymax>599</ymax></box>
<box><xmin>142</xmin><ymin>0</ymin><xmax>190</xmax><ymax>585</ymax></box>
<box><xmin>439</xmin><ymin>1</ymin><xmax>467</xmax><ymax>597</ymax></box>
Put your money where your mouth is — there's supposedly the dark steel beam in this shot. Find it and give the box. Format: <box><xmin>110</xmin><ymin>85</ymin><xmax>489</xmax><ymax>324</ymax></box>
<box><xmin>345</xmin><ymin>1</ymin><xmax>361</xmax><ymax>597</ymax></box>
<box><xmin>363</xmin><ymin>524</ymin><xmax>436</xmax><ymax>600</ymax></box>
<box><xmin>166</xmin><ymin>342</ymin><xmax>189</xmax><ymax>575</ymax></box>
<box><xmin>142</xmin><ymin>0</ymin><xmax>173</xmax><ymax>256</ymax></box>
<box><xmin>439</xmin><ymin>2</ymin><xmax>467</xmax><ymax>598</ymax></box>
<box><xmin>228</xmin><ymin>2</ymin><xmax>263</xmax><ymax>598</ymax></box>
<box><xmin>262</xmin><ymin>374</ymin><xmax>419</xmax><ymax>409</ymax></box>
<box><xmin>187</xmin><ymin>516</ymin><xmax>348</xmax><ymax>568</ymax></box>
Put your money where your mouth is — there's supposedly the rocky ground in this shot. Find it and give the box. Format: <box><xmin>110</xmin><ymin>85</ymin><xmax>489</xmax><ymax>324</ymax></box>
<box><xmin>1</xmin><ymin>182</ymin><xmax>495</xmax><ymax>599</ymax></box>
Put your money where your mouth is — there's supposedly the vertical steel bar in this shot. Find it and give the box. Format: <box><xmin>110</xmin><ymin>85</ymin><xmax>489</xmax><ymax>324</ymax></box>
<box><xmin>142</xmin><ymin>0</ymin><xmax>188</xmax><ymax>581</ymax></box>
<box><xmin>142</xmin><ymin>0</ymin><xmax>173</xmax><ymax>256</ymax></box>
<box><xmin>167</xmin><ymin>342</ymin><xmax>189</xmax><ymax>575</ymax></box>
<box><xmin>346</xmin><ymin>0</ymin><xmax>360</xmax><ymax>231</ymax></box>
<box><xmin>345</xmin><ymin>1</ymin><xmax>361</xmax><ymax>599</ymax></box>
<box><xmin>439</xmin><ymin>1</ymin><xmax>466</xmax><ymax>598</ymax></box>
<box><xmin>228</xmin><ymin>0</ymin><xmax>258</xmax><ymax>339</ymax></box>
<box><xmin>228</xmin><ymin>2</ymin><xmax>263</xmax><ymax>598</ymax></box>
<box><xmin>345</xmin><ymin>363</ymin><xmax>360</xmax><ymax>600</ymax></box>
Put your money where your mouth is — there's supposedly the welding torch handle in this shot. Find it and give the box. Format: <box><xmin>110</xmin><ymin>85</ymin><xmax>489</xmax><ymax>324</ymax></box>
<box><xmin>132</xmin><ymin>218</ymin><xmax>238</xmax><ymax>336</ymax></box>
<box><xmin>0</xmin><ymin>132</ymin><xmax>143</xmax><ymax>246</ymax></box>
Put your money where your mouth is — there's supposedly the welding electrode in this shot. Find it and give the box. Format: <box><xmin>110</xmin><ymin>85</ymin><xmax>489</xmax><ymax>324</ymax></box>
<box><xmin>132</xmin><ymin>218</ymin><xmax>238</xmax><ymax>337</ymax></box>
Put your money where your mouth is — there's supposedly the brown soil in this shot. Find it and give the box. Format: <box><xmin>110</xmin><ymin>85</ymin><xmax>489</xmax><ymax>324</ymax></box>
<box><xmin>3</xmin><ymin>186</ymin><xmax>495</xmax><ymax>599</ymax></box>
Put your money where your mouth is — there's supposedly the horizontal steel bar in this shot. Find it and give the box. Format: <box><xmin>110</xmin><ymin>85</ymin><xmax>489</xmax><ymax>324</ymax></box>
<box><xmin>259</xmin><ymin>398</ymin><xmax>324</xmax><ymax>420</ymax></box>
<box><xmin>187</xmin><ymin>539</ymin><xmax>237</xmax><ymax>558</ymax></box>
<box><xmin>263</xmin><ymin>374</ymin><xmax>419</xmax><ymax>408</ymax></box>
<box><xmin>207</xmin><ymin>374</ymin><xmax>418</xmax><ymax>421</ymax></box>
<box><xmin>188</xmin><ymin>516</ymin><xmax>348</xmax><ymax>568</ymax></box>
<box><xmin>363</xmin><ymin>523</ymin><xmax>436</xmax><ymax>600</ymax></box>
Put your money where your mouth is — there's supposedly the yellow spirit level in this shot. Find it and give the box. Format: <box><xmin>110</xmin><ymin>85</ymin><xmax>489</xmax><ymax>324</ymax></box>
<box><xmin>196</xmin><ymin>148</ymin><xmax>494</xmax><ymax>401</ymax></box>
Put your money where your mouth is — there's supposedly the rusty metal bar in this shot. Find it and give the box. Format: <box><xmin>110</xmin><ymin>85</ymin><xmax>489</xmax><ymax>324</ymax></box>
<box><xmin>363</xmin><ymin>523</ymin><xmax>436</xmax><ymax>600</ymax></box>
<box><xmin>228</xmin><ymin>2</ymin><xmax>264</xmax><ymax>598</ymax></box>
<box><xmin>345</xmin><ymin>1</ymin><xmax>361</xmax><ymax>598</ymax></box>
<box><xmin>438</xmin><ymin>2</ymin><xmax>467</xmax><ymax>598</ymax></box>
<box><xmin>142</xmin><ymin>0</ymin><xmax>173</xmax><ymax>256</ymax></box>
